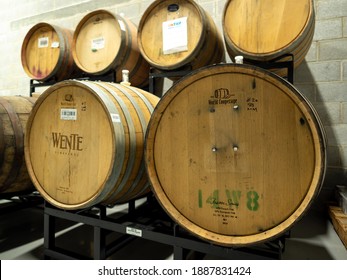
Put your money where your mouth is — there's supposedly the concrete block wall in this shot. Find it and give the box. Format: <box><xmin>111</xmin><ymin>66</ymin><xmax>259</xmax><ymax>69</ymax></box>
<box><xmin>0</xmin><ymin>0</ymin><xmax>346</xmax><ymax>210</ymax></box>
<box><xmin>293</xmin><ymin>0</ymin><xmax>347</xmax><ymax>208</ymax></box>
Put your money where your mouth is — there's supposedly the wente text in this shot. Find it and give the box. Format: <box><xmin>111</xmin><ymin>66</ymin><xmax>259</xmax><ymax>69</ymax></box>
<box><xmin>52</xmin><ymin>132</ymin><xmax>83</xmax><ymax>151</ymax></box>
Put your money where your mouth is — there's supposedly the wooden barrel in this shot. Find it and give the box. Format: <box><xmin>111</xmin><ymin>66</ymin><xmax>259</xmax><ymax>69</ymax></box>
<box><xmin>223</xmin><ymin>0</ymin><xmax>315</xmax><ymax>73</ymax></box>
<box><xmin>21</xmin><ymin>22</ymin><xmax>78</xmax><ymax>82</ymax></box>
<box><xmin>145</xmin><ymin>64</ymin><xmax>326</xmax><ymax>247</ymax></box>
<box><xmin>0</xmin><ymin>96</ymin><xmax>37</xmax><ymax>196</ymax></box>
<box><xmin>138</xmin><ymin>0</ymin><xmax>225</xmax><ymax>71</ymax></box>
<box><xmin>24</xmin><ymin>80</ymin><xmax>159</xmax><ymax>210</ymax></box>
<box><xmin>72</xmin><ymin>10</ymin><xmax>150</xmax><ymax>88</ymax></box>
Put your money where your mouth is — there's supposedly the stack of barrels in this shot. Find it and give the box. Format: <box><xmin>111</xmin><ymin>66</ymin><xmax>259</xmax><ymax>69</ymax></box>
<box><xmin>19</xmin><ymin>1</ymin><xmax>226</xmax><ymax>209</ymax></box>
<box><xmin>20</xmin><ymin>9</ymin><xmax>160</xmax><ymax>208</ymax></box>
<box><xmin>19</xmin><ymin>0</ymin><xmax>316</xmax><ymax>82</ymax></box>
<box><xmin>15</xmin><ymin>0</ymin><xmax>326</xmax><ymax>248</ymax></box>
<box><xmin>20</xmin><ymin>10</ymin><xmax>150</xmax><ymax>87</ymax></box>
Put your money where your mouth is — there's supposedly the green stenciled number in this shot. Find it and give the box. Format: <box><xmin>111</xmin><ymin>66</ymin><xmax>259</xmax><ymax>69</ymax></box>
<box><xmin>246</xmin><ymin>191</ymin><xmax>259</xmax><ymax>211</ymax></box>
<box><xmin>198</xmin><ymin>189</ymin><xmax>202</xmax><ymax>208</ymax></box>
<box><xmin>225</xmin><ymin>190</ymin><xmax>241</xmax><ymax>208</ymax></box>
<box><xmin>206</xmin><ymin>190</ymin><xmax>219</xmax><ymax>208</ymax></box>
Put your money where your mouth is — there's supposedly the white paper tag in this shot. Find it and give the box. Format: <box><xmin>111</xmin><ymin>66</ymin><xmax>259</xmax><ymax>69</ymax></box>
<box><xmin>61</xmin><ymin>108</ymin><xmax>77</xmax><ymax>120</ymax></box>
<box><xmin>91</xmin><ymin>37</ymin><xmax>105</xmax><ymax>50</ymax></box>
<box><xmin>126</xmin><ymin>227</ymin><xmax>142</xmax><ymax>237</ymax></box>
<box><xmin>162</xmin><ymin>17</ymin><xmax>188</xmax><ymax>55</ymax></box>
<box><xmin>51</xmin><ymin>41</ymin><xmax>60</xmax><ymax>48</ymax></box>
<box><xmin>111</xmin><ymin>113</ymin><xmax>121</xmax><ymax>123</ymax></box>
<box><xmin>118</xmin><ymin>20</ymin><xmax>126</xmax><ymax>31</ymax></box>
<box><xmin>38</xmin><ymin>37</ymin><xmax>49</xmax><ymax>48</ymax></box>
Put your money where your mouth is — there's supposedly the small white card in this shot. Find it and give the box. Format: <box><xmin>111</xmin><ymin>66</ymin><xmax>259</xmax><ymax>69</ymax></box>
<box><xmin>51</xmin><ymin>41</ymin><xmax>60</xmax><ymax>48</ymax></box>
<box><xmin>126</xmin><ymin>227</ymin><xmax>142</xmax><ymax>237</ymax></box>
<box><xmin>61</xmin><ymin>108</ymin><xmax>77</xmax><ymax>120</ymax></box>
<box><xmin>38</xmin><ymin>37</ymin><xmax>49</xmax><ymax>48</ymax></box>
<box><xmin>91</xmin><ymin>37</ymin><xmax>105</xmax><ymax>50</ymax></box>
<box><xmin>111</xmin><ymin>113</ymin><xmax>121</xmax><ymax>123</ymax></box>
<box><xmin>162</xmin><ymin>17</ymin><xmax>188</xmax><ymax>55</ymax></box>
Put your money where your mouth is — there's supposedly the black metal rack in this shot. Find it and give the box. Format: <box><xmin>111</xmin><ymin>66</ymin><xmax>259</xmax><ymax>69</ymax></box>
<box><xmin>0</xmin><ymin>191</ymin><xmax>43</xmax><ymax>215</ymax></box>
<box><xmin>148</xmin><ymin>67</ymin><xmax>192</xmax><ymax>96</ymax></box>
<box><xmin>243</xmin><ymin>54</ymin><xmax>295</xmax><ymax>84</ymax></box>
<box><xmin>43</xmin><ymin>197</ymin><xmax>288</xmax><ymax>260</ymax></box>
<box><xmin>148</xmin><ymin>55</ymin><xmax>294</xmax><ymax>98</ymax></box>
<box><xmin>29</xmin><ymin>71</ymin><xmax>117</xmax><ymax>97</ymax></box>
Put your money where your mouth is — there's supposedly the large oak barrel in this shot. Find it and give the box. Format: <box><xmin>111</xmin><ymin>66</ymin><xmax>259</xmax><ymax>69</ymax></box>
<box><xmin>72</xmin><ymin>10</ymin><xmax>150</xmax><ymax>88</ymax></box>
<box><xmin>138</xmin><ymin>0</ymin><xmax>225</xmax><ymax>71</ymax></box>
<box><xmin>223</xmin><ymin>0</ymin><xmax>315</xmax><ymax>73</ymax></box>
<box><xmin>0</xmin><ymin>96</ymin><xmax>37</xmax><ymax>196</ymax></box>
<box><xmin>24</xmin><ymin>80</ymin><xmax>159</xmax><ymax>210</ymax></box>
<box><xmin>21</xmin><ymin>23</ymin><xmax>78</xmax><ymax>82</ymax></box>
<box><xmin>145</xmin><ymin>64</ymin><xmax>326</xmax><ymax>247</ymax></box>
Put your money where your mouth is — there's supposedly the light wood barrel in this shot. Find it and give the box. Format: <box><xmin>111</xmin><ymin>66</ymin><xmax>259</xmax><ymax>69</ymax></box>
<box><xmin>145</xmin><ymin>64</ymin><xmax>326</xmax><ymax>247</ymax></box>
<box><xmin>72</xmin><ymin>10</ymin><xmax>150</xmax><ymax>88</ymax></box>
<box><xmin>223</xmin><ymin>0</ymin><xmax>315</xmax><ymax>73</ymax></box>
<box><xmin>0</xmin><ymin>96</ymin><xmax>37</xmax><ymax>196</ymax></box>
<box><xmin>21</xmin><ymin>22</ymin><xmax>77</xmax><ymax>82</ymax></box>
<box><xmin>24</xmin><ymin>80</ymin><xmax>159</xmax><ymax>210</ymax></box>
<box><xmin>138</xmin><ymin>0</ymin><xmax>225</xmax><ymax>71</ymax></box>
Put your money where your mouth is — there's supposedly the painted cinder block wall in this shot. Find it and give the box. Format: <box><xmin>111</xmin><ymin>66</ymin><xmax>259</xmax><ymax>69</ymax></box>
<box><xmin>0</xmin><ymin>0</ymin><xmax>346</xmax><ymax>211</ymax></box>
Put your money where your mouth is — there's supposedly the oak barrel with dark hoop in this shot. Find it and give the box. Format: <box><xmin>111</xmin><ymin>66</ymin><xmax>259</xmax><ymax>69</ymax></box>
<box><xmin>145</xmin><ymin>64</ymin><xmax>326</xmax><ymax>247</ymax></box>
<box><xmin>138</xmin><ymin>0</ymin><xmax>225</xmax><ymax>71</ymax></box>
<box><xmin>25</xmin><ymin>80</ymin><xmax>159</xmax><ymax>210</ymax></box>
<box><xmin>72</xmin><ymin>10</ymin><xmax>150</xmax><ymax>88</ymax></box>
<box><xmin>21</xmin><ymin>22</ymin><xmax>77</xmax><ymax>82</ymax></box>
<box><xmin>0</xmin><ymin>96</ymin><xmax>37</xmax><ymax>196</ymax></box>
<box><xmin>223</xmin><ymin>0</ymin><xmax>315</xmax><ymax>75</ymax></box>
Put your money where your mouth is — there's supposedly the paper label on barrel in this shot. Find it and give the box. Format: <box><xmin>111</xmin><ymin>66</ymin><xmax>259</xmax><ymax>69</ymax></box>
<box><xmin>91</xmin><ymin>37</ymin><xmax>105</xmax><ymax>51</ymax></box>
<box><xmin>61</xmin><ymin>108</ymin><xmax>77</xmax><ymax>120</ymax></box>
<box><xmin>111</xmin><ymin>113</ymin><xmax>121</xmax><ymax>123</ymax></box>
<box><xmin>162</xmin><ymin>17</ymin><xmax>188</xmax><ymax>55</ymax></box>
<box><xmin>38</xmin><ymin>37</ymin><xmax>49</xmax><ymax>48</ymax></box>
<box><xmin>118</xmin><ymin>20</ymin><xmax>126</xmax><ymax>31</ymax></box>
<box><xmin>51</xmin><ymin>41</ymin><xmax>60</xmax><ymax>48</ymax></box>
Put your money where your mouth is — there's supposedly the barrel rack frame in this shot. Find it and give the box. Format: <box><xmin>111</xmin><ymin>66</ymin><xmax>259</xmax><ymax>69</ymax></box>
<box><xmin>23</xmin><ymin>56</ymin><xmax>295</xmax><ymax>260</ymax></box>
<box><xmin>29</xmin><ymin>71</ymin><xmax>117</xmax><ymax>97</ymax></box>
<box><xmin>43</xmin><ymin>196</ymin><xmax>289</xmax><ymax>260</ymax></box>
<box><xmin>148</xmin><ymin>54</ymin><xmax>294</xmax><ymax>94</ymax></box>
<box><xmin>0</xmin><ymin>191</ymin><xmax>43</xmax><ymax>215</ymax></box>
